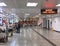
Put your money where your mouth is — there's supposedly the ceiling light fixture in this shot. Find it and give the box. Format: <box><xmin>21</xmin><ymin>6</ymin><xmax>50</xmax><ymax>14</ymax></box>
<box><xmin>0</xmin><ymin>2</ymin><xmax>7</xmax><ymax>6</ymax></box>
<box><xmin>56</xmin><ymin>4</ymin><xmax>60</xmax><ymax>6</ymax></box>
<box><xmin>27</xmin><ymin>2</ymin><xmax>38</xmax><ymax>7</ymax></box>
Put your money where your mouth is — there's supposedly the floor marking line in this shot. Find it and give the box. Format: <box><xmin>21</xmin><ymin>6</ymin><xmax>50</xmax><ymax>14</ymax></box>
<box><xmin>32</xmin><ymin>28</ymin><xmax>57</xmax><ymax>46</ymax></box>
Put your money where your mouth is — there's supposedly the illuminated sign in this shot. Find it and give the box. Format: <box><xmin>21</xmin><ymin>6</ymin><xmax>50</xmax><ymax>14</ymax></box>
<box><xmin>44</xmin><ymin>2</ymin><xmax>55</xmax><ymax>8</ymax></box>
<box><xmin>41</xmin><ymin>9</ymin><xmax>57</xmax><ymax>14</ymax></box>
<box><xmin>43</xmin><ymin>0</ymin><xmax>56</xmax><ymax>8</ymax></box>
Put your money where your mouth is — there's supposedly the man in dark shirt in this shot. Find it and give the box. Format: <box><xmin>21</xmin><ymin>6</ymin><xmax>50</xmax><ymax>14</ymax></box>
<box><xmin>16</xmin><ymin>21</ymin><xmax>20</xmax><ymax>33</ymax></box>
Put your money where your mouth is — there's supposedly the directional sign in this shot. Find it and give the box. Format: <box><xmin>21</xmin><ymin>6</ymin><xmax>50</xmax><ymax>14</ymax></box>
<box><xmin>41</xmin><ymin>9</ymin><xmax>57</xmax><ymax>14</ymax></box>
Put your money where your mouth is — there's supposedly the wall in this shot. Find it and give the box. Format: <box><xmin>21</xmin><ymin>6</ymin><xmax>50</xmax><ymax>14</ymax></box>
<box><xmin>52</xmin><ymin>17</ymin><xmax>60</xmax><ymax>31</ymax></box>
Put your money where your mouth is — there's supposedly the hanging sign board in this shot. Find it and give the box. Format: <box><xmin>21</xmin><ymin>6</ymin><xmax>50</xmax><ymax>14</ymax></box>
<box><xmin>41</xmin><ymin>9</ymin><xmax>57</xmax><ymax>14</ymax></box>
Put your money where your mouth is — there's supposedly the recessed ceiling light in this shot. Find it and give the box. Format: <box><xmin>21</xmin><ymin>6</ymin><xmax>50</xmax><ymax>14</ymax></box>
<box><xmin>0</xmin><ymin>2</ymin><xmax>7</xmax><ymax>6</ymax></box>
<box><xmin>56</xmin><ymin>4</ymin><xmax>60</xmax><ymax>6</ymax></box>
<box><xmin>27</xmin><ymin>2</ymin><xmax>38</xmax><ymax>7</ymax></box>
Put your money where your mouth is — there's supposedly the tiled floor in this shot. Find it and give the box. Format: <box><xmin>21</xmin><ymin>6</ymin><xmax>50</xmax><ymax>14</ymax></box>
<box><xmin>32</xmin><ymin>26</ymin><xmax>60</xmax><ymax>46</ymax></box>
<box><xmin>0</xmin><ymin>27</ymin><xmax>52</xmax><ymax>46</ymax></box>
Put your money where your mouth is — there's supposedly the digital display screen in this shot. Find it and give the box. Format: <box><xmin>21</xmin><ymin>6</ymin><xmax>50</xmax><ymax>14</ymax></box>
<box><xmin>41</xmin><ymin>9</ymin><xmax>57</xmax><ymax>14</ymax></box>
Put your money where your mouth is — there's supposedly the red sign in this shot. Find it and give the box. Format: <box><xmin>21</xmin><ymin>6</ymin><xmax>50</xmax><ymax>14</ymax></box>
<box><xmin>44</xmin><ymin>2</ymin><xmax>55</xmax><ymax>8</ymax></box>
<box><xmin>43</xmin><ymin>0</ymin><xmax>56</xmax><ymax>8</ymax></box>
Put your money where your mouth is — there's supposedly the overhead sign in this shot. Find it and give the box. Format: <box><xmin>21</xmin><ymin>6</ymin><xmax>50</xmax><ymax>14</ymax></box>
<box><xmin>44</xmin><ymin>2</ymin><xmax>55</xmax><ymax>8</ymax></box>
<box><xmin>43</xmin><ymin>0</ymin><xmax>56</xmax><ymax>8</ymax></box>
<box><xmin>41</xmin><ymin>9</ymin><xmax>57</xmax><ymax>14</ymax></box>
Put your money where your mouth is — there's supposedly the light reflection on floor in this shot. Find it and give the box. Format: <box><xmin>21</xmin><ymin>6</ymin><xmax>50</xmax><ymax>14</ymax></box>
<box><xmin>0</xmin><ymin>27</ymin><xmax>52</xmax><ymax>46</ymax></box>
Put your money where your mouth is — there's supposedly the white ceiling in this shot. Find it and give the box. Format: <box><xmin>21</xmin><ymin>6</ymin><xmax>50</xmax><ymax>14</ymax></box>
<box><xmin>3</xmin><ymin>0</ymin><xmax>42</xmax><ymax>8</ymax></box>
<box><xmin>0</xmin><ymin>0</ymin><xmax>60</xmax><ymax>19</ymax></box>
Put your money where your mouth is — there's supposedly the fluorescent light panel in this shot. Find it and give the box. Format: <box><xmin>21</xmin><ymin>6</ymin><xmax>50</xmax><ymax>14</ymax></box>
<box><xmin>0</xmin><ymin>2</ymin><xmax>7</xmax><ymax>6</ymax></box>
<box><xmin>56</xmin><ymin>4</ymin><xmax>60</xmax><ymax>6</ymax></box>
<box><xmin>27</xmin><ymin>2</ymin><xmax>38</xmax><ymax>7</ymax></box>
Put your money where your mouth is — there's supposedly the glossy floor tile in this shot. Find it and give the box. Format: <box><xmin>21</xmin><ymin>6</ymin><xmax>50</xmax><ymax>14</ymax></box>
<box><xmin>33</xmin><ymin>26</ymin><xmax>60</xmax><ymax>46</ymax></box>
<box><xmin>0</xmin><ymin>27</ymin><xmax>52</xmax><ymax>46</ymax></box>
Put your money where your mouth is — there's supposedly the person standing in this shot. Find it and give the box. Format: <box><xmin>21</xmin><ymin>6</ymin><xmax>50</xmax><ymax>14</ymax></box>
<box><xmin>16</xmin><ymin>21</ymin><xmax>20</xmax><ymax>33</ymax></box>
<box><xmin>8</xmin><ymin>23</ymin><xmax>13</xmax><ymax>36</ymax></box>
